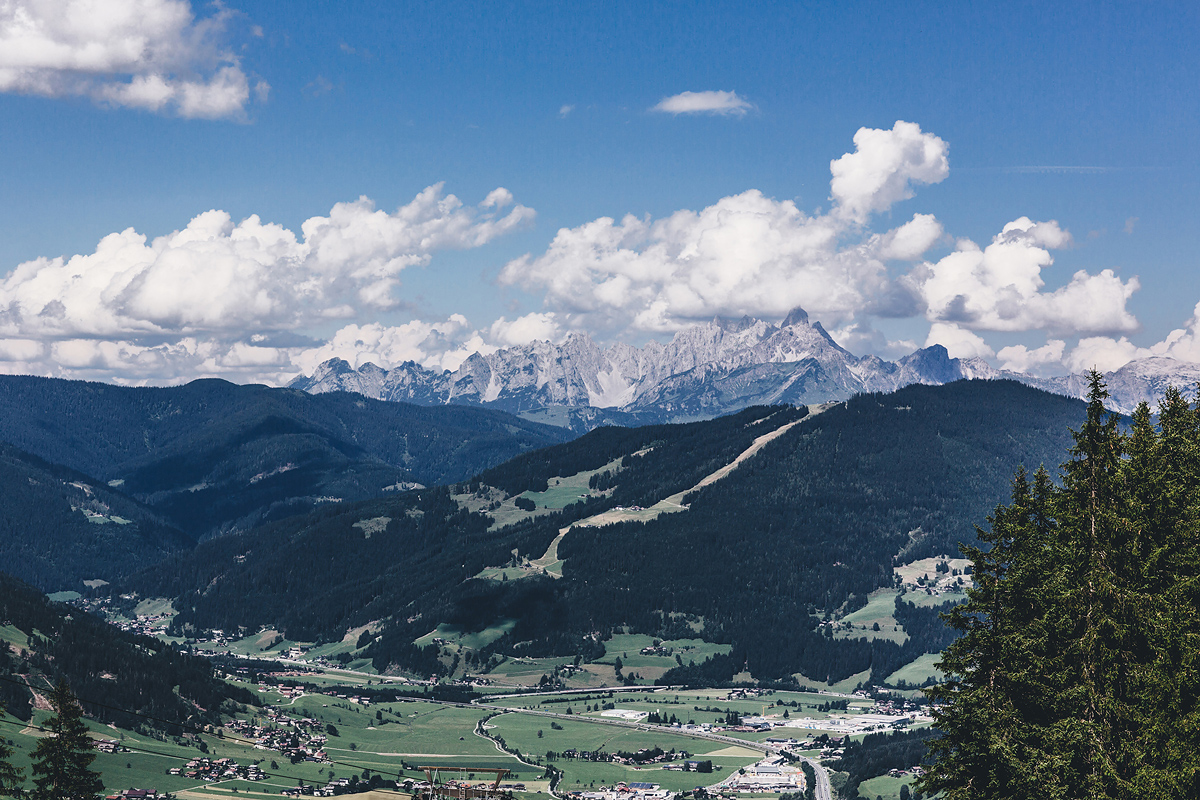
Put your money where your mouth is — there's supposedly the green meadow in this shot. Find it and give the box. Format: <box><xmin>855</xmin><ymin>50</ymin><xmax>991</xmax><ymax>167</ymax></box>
<box><xmin>487</xmin><ymin>713</ymin><xmax>761</xmax><ymax>792</ymax></box>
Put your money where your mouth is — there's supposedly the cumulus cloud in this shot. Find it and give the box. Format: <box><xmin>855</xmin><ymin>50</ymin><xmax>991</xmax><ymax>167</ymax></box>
<box><xmin>875</xmin><ymin>213</ymin><xmax>944</xmax><ymax>261</ymax></box>
<box><xmin>0</xmin><ymin>334</ymin><xmax>301</xmax><ymax>387</ymax></box>
<box><xmin>291</xmin><ymin>317</ymin><xmax>495</xmax><ymax>376</ymax></box>
<box><xmin>3</xmin><ymin>117</ymin><xmax>1184</xmax><ymax>386</ymax></box>
<box><xmin>925</xmin><ymin>322</ymin><xmax>995</xmax><ymax>360</ymax></box>
<box><xmin>0</xmin><ymin>0</ymin><xmax>264</xmax><ymax>118</ymax></box>
<box><xmin>501</xmin><ymin>122</ymin><xmax>957</xmax><ymax>337</ymax></box>
<box><xmin>489</xmin><ymin>312</ymin><xmax>562</xmax><ymax>347</ymax></box>
<box><xmin>501</xmin><ymin>190</ymin><xmax>867</xmax><ymax>334</ymax></box>
<box><xmin>0</xmin><ymin>184</ymin><xmax>533</xmax><ymax>342</ymax></box>
<box><xmin>830</xmin><ymin>121</ymin><xmax>949</xmax><ymax>223</ymax></box>
<box><xmin>0</xmin><ymin>185</ymin><xmax>533</xmax><ymax>383</ymax></box>
<box><xmin>997</xmin><ymin>339</ymin><xmax>1067</xmax><ymax>374</ymax></box>
<box><xmin>1063</xmin><ymin>301</ymin><xmax>1200</xmax><ymax>373</ymax></box>
<box><xmin>827</xmin><ymin>322</ymin><xmax>918</xmax><ymax>360</ymax></box>
<box><xmin>650</xmin><ymin>90</ymin><xmax>752</xmax><ymax>116</ymax></box>
<box><xmin>908</xmin><ymin>216</ymin><xmax>1139</xmax><ymax>336</ymax></box>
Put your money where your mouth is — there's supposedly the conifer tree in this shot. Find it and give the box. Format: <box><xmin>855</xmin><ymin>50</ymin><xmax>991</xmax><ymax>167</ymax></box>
<box><xmin>1130</xmin><ymin>387</ymin><xmax>1200</xmax><ymax>797</ymax></box>
<box><xmin>0</xmin><ymin>702</ymin><xmax>22</xmax><ymax>796</ymax></box>
<box><xmin>29</xmin><ymin>679</ymin><xmax>103</xmax><ymax>800</ymax></box>
<box><xmin>919</xmin><ymin>372</ymin><xmax>1200</xmax><ymax>799</ymax></box>
<box><xmin>1052</xmin><ymin>371</ymin><xmax>1134</xmax><ymax>798</ymax></box>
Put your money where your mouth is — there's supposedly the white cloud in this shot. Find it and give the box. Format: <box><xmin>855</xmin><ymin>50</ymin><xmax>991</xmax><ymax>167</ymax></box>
<box><xmin>829</xmin><ymin>121</ymin><xmax>949</xmax><ymax>223</ymax></box>
<box><xmin>501</xmin><ymin>124</ymin><xmax>956</xmax><ymax>337</ymax></box>
<box><xmin>501</xmin><ymin>189</ymin><xmax>879</xmax><ymax>334</ymax></box>
<box><xmin>997</xmin><ymin>339</ymin><xmax>1066</xmax><ymax>374</ymax></box>
<box><xmin>4</xmin><ymin>117</ymin><xmax>1186</xmax><ymax>387</ymax></box>
<box><xmin>489</xmin><ymin>312</ymin><xmax>562</xmax><ymax>347</ymax></box>
<box><xmin>0</xmin><ymin>184</ymin><xmax>533</xmax><ymax>380</ymax></box>
<box><xmin>0</xmin><ymin>0</ymin><xmax>263</xmax><ymax>118</ymax></box>
<box><xmin>0</xmin><ymin>335</ymin><xmax>296</xmax><ymax>386</ymax></box>
<box><xmin>1063</xmin><ymin>301</ymin><xmax>1200</xmax><ymax>373</ymax></box>
<box><xmin>925</xmin><ymin>322</ymin><xmax>995</xmax><ymax>360</ymax></box>
<box><xmin>1065</xmin><ymin>336</ymin><xmax>1152</xmax><ymax>374</ymax></box>
<box><xmin>650</xmin><ymin>90</ymin><xmax>752</xmax><ymax>116</ymax></box>
<box><xmin>909</xmin><ymin>216</ymin><xmax>1139</xmax><ymax>336</ymax></box>
<box><xmin>827</xmin><ymin>322</ymin><xmax>917</xmax><ymax>360</ymax></box>
<box><xmin>876</xmin><ymin>213</ymin><xmax>944</xmax><ymax>261</ymax></box>
<box><xmin>559</xmin><ymin>104</ymin><xmax>574</xmax><ymax>117</ymax></box>
<box><xmin>291</xmin><ymin>317</ymin><xmax>495</xmax><ymax>376</ymax></box>
<box><xmin>0</xmin><ymin>338</ymin><xmax>42</xmax><ymax>362</ymax></box>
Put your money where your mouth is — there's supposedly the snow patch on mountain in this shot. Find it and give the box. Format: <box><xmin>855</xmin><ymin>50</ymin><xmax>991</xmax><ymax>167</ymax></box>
<box><xmin>288</xmin><ymin>307</ymin><xmax>1200</xmax><ymax>426</ymax></box>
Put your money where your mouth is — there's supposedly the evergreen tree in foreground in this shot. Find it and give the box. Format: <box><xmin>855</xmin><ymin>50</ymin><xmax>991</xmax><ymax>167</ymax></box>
<box><xmin>920</xmin><ymin>373</ymin><xmax>1200</xmax><ymax>799</ymax></box>
<box><xmin>0</xmin><ymin>702</ymin><xmax>22</xmax><ymax>796</ymax></box>
<box><xmin>29</xmin><ymin>680</ymin><xmax>103</xmax><ymax>800</ymax></box>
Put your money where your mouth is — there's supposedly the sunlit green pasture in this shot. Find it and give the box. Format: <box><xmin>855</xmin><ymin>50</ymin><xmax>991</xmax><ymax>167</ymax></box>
<box><xmin>487</xmin><ymin>713</ymin><xmax>761</xmax><ymax>792</ymax></box>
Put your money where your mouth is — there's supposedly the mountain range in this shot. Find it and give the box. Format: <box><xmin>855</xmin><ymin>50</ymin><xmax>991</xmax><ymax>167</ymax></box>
<box><xmin>0</xmin><ymin>375</ymin><xmax>570</xmax><ymax>588</ymax></box>
<box><xmin>125</xmin><ymin>379</ymin><xmax>1087</xmax><ymax>686</ymax></box>
<box><xmin>290</xmin><ymin>307</ymin><xmax>1200</xmax><ymax>425</ymax></box>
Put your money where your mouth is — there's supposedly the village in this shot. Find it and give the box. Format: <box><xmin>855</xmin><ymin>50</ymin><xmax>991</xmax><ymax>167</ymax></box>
<box><xmin>224</xmin><ymin>711</ymin><xmax>331</xmax><ymax>763</ymax></box>
<box><xmin>166</xmin><ymin>756</ymin><xmax>268</xmax><ymax>782</ymax></box>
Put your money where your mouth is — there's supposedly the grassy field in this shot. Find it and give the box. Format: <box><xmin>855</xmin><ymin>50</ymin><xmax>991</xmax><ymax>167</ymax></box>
<box><xmin>0</xmin><ymin>678</ymin><xmax>537</xmax><ymax>797</ymax></box>
<box><xmin>180</xmin><ymin>627</ymin><xmax>378</xmax><ymax>673</ymax></box>
<box><xmin>487</xmin><ymin>713</ymin><xmax>761</xmax><ymax>792</ymax></box>
<box><xmin>0</xmin><ymin>623</ymin><xmax>31</xmax><ymax>650</ymax></box>
<box><xmin>585</xmin><ymin>633</ymin><xmax>730</xmax><ymax>683</ymax></box>
<box><xmin>894</xmin><ymin>556</ymin><xmax>972</xmax><ymax>590</ymax></box>
<box><xmin>834</xmin><ymin>590</ymin><xmax>907</xmax><ymax>644</ymax></box>
<box><xmin>0</xmin><ymin>707</ymin><xmax>377</xmax><ymax>797</ymax></box>
<box><xmin>455</xmin><ymin>456</ymin><xmax>623</xmax><ymax>534</ymax></box>
<box><xmin>479</xmin><ymin>655</ymin><xmax>583</xmax><ymax>687</ymax></box>
<box><xmin>884</xmin><ymin>653</ymin><xmax>945</xmax><ymax>687</ymax></box>
<box><xmin>792</xmin><ymin>669</ymin><xmax>872</xmax><ymax>695</ymax></box>
<box><xmin>415</xmin><ymin>620</ymin><xmax>518</xmax><ymax>651</ymax></box>
<box><xmin>476</xmin><ymin>633</ymin><xmax>731</xmax><ymax>689</ymax></box>
<box><xmin>899</xmin><ymin>588</ymin><xmax>967</xmax><ymax>608</ymax></box>
<box><xmin>1</xmin><ymin>670</ymin><xmax>888</xmax><ymax>798</ymax></box>
<box><xmin>132</xmin><ymin>597</ymin><xmax>176</xmax><ymax>617</ymax></box>
<box><xmin>487</xmin><ymin>688</ymin><xmax>876</xmax><ymax>741</ymax></box>
<box><xmin>857</xmin><ymin>772</ymin><xmax>918</xmax><ymax>799</ymax></box>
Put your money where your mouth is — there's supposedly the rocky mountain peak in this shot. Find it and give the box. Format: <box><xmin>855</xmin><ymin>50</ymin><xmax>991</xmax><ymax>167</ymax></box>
<box><xmin>781</xmin><ymin>306</ymin><xmax>810</xmax><ymax>328</ymax></box>
<box><xmin>289</xmin><ymin>314</ymin><xmax>1200</xmax><ymax>428</ymax></box>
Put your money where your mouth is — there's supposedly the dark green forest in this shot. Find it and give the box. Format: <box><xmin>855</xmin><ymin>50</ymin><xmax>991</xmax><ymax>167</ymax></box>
<box><xmin>0</xmin><ymin>572</ymin><xmax>255</xmax><ymax>733</ymax></box>
<box><xmin>556</xmin><ymin>380</ymin><xmax>1085</xmax><ymax>682</ymax></box>
<box><xmin>0</xmin><ymin>375</ymin><xmax>571</xmax><ymax>544</ymax></box>
<box><xmin>831</xmin><ymin>727</ymin><xmax>938</xmax><ymax>799</ymax></box>
<box><xmin>124</xmin><ymin>381</ymin><xmax>1087</xmax><ymax>685</ymax></box>
<box><xmin>0</xmin><ymin>443</ymin><xmax>193</xmax><ymax>589</ymax></box>
<box><xmin>920</xmin><ymin>379</ymin><xmax>1200</xmax><ymax>799</ymax></box>
<box><xmin>127</xmin><ymin>406</ymin><xmax>803</xmax><ymax>647</ymax></box>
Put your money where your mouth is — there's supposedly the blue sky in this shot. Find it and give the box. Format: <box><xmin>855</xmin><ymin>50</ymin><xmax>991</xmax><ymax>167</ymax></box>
<box><xmin>1</xmin><ymin>0</ymin><xmax>1198</xmax><ymax>384</ymax></box>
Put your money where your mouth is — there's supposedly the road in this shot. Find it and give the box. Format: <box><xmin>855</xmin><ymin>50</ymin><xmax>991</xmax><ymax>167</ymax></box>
<box><xmin>799</xmin><ymin>755</ymin><xmax>833</xmax><ymax>800</ymax></box>
<box><xmin>231</xmin><ymin>657</ymin><xmax>836</xmax><ymax>797</ymax></box>
<box><xmin>450</xmin><ymin>699</ymin><xmax>834</xmax><ymax>800</ymax></box>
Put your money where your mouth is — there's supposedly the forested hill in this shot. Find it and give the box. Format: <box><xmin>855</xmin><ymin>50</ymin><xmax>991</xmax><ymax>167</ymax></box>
<box><xmin>0</xmin><ymin>442</ymin><xmax>192</xmax><ymax>590</ymax></box>
<box><xmin>123</xmin><ymin>381</ymin><xmax>1087</xmax><ymax>686</ymax></box>
<box><xmin>0</xmin><ymin>374</ymin><xmax>572</xmax><ymax>538</ymax></box>
<box><xmin>555</xmin><ymin>379</ymin><xmax>1086</xmax><ymax>683</ymax></box>
<box><xmin>0</xmin><ymin>572</ymin><xmax>255</xmax><ymax>732</ymax></box>
<box><xmin>125</xmin><ymin>405</ymin><xmax>803</xmax><ymax>642</ymax></box>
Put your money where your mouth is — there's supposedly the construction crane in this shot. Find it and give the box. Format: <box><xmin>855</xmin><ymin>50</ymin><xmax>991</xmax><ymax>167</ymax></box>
<box><xmin>417</xmin><ymin>766</ymin><xmax>512</xmax><ymax>800</ymax></box>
